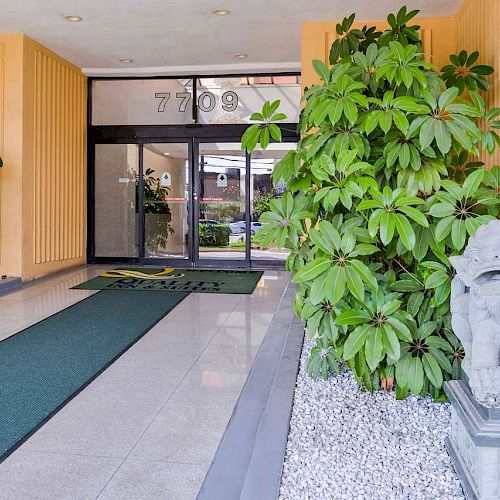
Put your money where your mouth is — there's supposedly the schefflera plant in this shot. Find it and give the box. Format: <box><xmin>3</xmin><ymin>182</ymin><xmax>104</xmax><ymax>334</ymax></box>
<box><xmin>242</xmin><ymin>7</ymin><xmax>500</xmax><ymax>400</ymax></box>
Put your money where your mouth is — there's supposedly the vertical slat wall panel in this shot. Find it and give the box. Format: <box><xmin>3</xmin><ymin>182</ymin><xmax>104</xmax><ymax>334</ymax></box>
<box><xmin>0</xmin><ymin>43</ymin><xmax>5</xmax><ymax>266</ymax></box>
<box><xmin>29</xmin><ymin>46</ymin><xmax>86</xmax><ymax>265</ymax></box>
<box><xmin>457</xmin><ymin>0</ymin><xmax>500</xmax><ymax>168</ymax></box>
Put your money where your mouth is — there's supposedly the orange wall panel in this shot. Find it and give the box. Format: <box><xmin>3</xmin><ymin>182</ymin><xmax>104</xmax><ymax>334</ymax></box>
<box><xmin>0</xmin><ymin>35</ymin><xmax>26</xmax><ymax>278</ymax></box>
<box><xmin>0</xmin><ymin>35</ymin><xmax>87</xmax><ymax>281</ymax></box>
<box><xmin>456</xmin><ymin>0</ymin><xmax>500</xmax><ymax>167</ymax></box>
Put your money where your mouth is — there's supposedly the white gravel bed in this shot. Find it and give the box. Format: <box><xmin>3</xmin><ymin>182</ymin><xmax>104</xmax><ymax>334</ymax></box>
<box><xmin>279</xmin><ymin>340</ymin><xmax>465</xmax><ymax>500</ymax></box>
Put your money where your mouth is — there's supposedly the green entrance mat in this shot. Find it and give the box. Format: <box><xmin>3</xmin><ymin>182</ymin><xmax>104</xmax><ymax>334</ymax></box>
<box><xmin>73</xmin><ymin>268</ymin><xmax>263</xmax><ymax>294</ymax></box>
<box><xmin>0</xmin><ymin>289</ymin><xmax>187</xmax><ymax>462</ymax></box>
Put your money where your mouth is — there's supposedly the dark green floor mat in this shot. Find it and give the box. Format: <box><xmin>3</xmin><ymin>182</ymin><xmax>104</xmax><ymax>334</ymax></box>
<box><xmin>73</xmin><ymin>268</ymin><xmax>263</xmax><ymax>294</ymax></box>
<box><xmin>0</xmin><ymin>289</ymin><xmax>187</xmax><ymax>461</ymax></box>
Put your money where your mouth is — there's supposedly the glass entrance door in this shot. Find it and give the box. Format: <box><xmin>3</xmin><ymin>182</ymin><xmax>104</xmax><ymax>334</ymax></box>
<box><xmin>195</xmin><ymin>141</ymin><xmax>250</xmax><ymax>265</ymax></box>
<box><xmin>91</xmin><ymin>134</ymin><xmax>297</xmax><ymax>267</ymax></box>
<box><xmin>142</xmin><ymin>143</ymin><xmax>191</xmax><ymax>261</ymax></box>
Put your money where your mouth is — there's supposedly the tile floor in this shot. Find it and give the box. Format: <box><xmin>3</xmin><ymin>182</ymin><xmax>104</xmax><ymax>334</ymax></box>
<box><xmin>0</xmin><ymin>265</ymin><xmax>291</xmax><ymax>500</ymax></box>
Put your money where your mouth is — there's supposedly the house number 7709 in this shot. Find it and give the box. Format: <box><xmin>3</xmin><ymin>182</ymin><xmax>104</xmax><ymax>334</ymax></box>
<box><xmin>154</xmin><ymin>91</ymin><xmax>238</xmax><ymax>113</ymax></box>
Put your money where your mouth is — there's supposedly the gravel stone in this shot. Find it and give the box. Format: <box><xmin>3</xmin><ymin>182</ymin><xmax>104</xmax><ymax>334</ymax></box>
<box><xmin>279</xmin><ymin>339</ymin><xmax>464</xmax><ymax>500</ymax></box>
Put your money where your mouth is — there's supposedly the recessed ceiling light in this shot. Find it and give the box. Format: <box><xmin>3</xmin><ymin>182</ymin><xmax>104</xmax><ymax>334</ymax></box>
<box><xmin>164</xmin><ymin>153</ymin><xmax>170</xmax><ymax>156</ymax></box>
<box><xmin>119</xmin><ymin>58</ymin><xmax>134</xmax><ymax>63</ymax></box>
<box><xmin>234</xmin><ymin>52</ymin><xmax>248</xmax><ymax>59</ymax></box>
<box><xmin>212</xmin><ymin>8</ymin><xmax>230</xmax><ymax>16</ymax></box>
<box><xmin>63</xmin><ymin>15</ymin><xmax>82</xmax><ymax>22</ymax></box>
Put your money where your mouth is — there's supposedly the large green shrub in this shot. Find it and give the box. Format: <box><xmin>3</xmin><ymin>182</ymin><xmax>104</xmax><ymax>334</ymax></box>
<box><xmin>242</xmin><ymin>7</ymin><xmax>500</xmax><ymax>399</ymax></box>
<box><xmin>199</xmin><ymin>223</ymin><xmax>230</xmax><ymax>247</ymax></box>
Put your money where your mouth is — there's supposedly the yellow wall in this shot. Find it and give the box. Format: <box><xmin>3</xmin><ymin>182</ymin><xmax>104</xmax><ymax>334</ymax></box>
<box><xmin>456</xmin><ymin>0</ymin><xmax>500</xmax><ymax>167</ymax></box>
<box><xmin>0</xmin><ymin>35</ymin><xmax>24</xmax><ymax>278</ymax></box>
<box><xmin>0</xmin><ymin>35</ymin><xmax>87</xmax><ymax>281</ymax></box>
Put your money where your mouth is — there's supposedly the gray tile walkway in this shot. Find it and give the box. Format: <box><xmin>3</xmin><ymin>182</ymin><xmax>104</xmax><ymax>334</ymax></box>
<box><xmin>0</xmin><ymin>265</ymin><xmax>291</xmax><ymax>499</ymax></box>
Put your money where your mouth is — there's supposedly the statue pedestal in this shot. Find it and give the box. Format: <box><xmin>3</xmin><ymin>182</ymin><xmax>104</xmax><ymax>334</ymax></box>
<box><xmin>445</xmin><ymin>379</ymin><xmax>500</xmax><ymax>500</ymax></box>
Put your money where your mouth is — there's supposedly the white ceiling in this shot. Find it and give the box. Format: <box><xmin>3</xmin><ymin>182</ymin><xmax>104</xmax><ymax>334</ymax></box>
<box><xmin>0</xmin><ymin>0</ymin><xmax>463</xmax><ymax>76</ymax></box>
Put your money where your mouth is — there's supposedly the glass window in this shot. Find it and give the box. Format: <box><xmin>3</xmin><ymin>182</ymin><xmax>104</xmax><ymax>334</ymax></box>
<box><xmin>91</xmin><ymin>79</ymin><xmax>193</xmax><ymax>125</ymax></box>
<box><xmin>94</xmin><ymin>144</ymin><xmax>139</xmax><ymax>257</ymax></box>
<box><xmin>198</xmin><ymin>143</ymin><xmax>247</xmax><ymax>261</ymax></box>
<box><xmin>250</xmin><ymin>143</ymin><xmax>296</xmax><ymax>261</ymax></box>
<box><xmin>196</xmin><ymin>75</ymin><xmax>301</xmax><ymax>124</ymax></box>
<box><xmin>91</xmin><ymin>75</ymin><xmax>300</xmax><ymax>126</ymax></box>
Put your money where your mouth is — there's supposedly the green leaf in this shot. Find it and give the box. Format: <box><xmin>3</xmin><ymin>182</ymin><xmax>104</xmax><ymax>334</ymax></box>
<box><xmin>408</xmin><ymin>356</ymin><xmax>424</xmax><ymax>394</ymax></box>
<box><xmin>438</xmin><ymin>87</ymin><xmax>459</xmax><ymax>108</ymax></box>
<box><xmin>422</xmin><ymin>352</ymin><xmax>443</xmax><ymax>388</ymax></box>
<box><xmin>346</xmin><ymin>265</ymin><xmax>366</xmax><ymax>302</ymax></box>
<box><xmin>365</xmin><ymin>328</ymin><xmax>383</xmax><ymax>371</ymax></box>
<box><xmin>426</xmin><ymin>336</ymin><xmax>454</xmax><ymax>353</ymax></box>
<box><xmin>387</xmin><ymin>317</ymin><xmax>412</xmax><ymax>342</ymax></box>
<box><xmin>319</xmin><ymin>220</ymin><xmax>342</xmax><ymax>251</ymax></box>
<box><xmin>368</xmin><ymin>209</ymin><xmax>384</xmax><ymax>238</ymax></box>
<box><xmin>382</xmin><ymin>324</ymin><xmax>401</xmax><ymax>361</ymax></box>
<box><xmin>398</xmin><ymin>206</ymin><xmax>429</xmax><ymax>227</ymax></box>
<box><xmin>241</xmin><ymin>125</ymin><xmax>261</xmax><ymax>152</ymax></box>
<box><xmin>429</xmin><ymin>203</ymin><xmax>455</xmax><ymax>218</ymax></box>
<box><xmin>425</xmin><ymin>270</ymin><xmax>449</xmax><ymax>289</ymax></box>
<box><xmin>336</xmin><ymin>309</ymin><xmax>371</xmax><ymax>326</ymax></box>
<box><xmin>419</xmin><ymin>118</ymin><xmax>436</xmax><ymax>150</ymax></box>
<box><xmin>343</xmin><ymin>324</ymin><xmax>371</xmax><ymax>360</ymax></box>
<box><xmin>312</xmin><ymin>59</ymin><xmax>331</xmax><ymax>82</ymax></box>
<box><xmin>379</xmin><ymin>211</ymin><xmax>396</xmax><ymax>245</ymax></box>
<box><xmin>412</xmin><ymin>227</ymin><xmax>429</xmax><ymax>261</ymax></box>
<box><xmin>451</xmin><ymin>218</ymin><xmax>467</xmax><ymax>251</ymax></box>
<box><xmin>309</xmin><ymin>228</ymin><xmax>334</xmax><ymax>255</ymax></box>
<box><xmin>344</xmin><ymin>99</ymin><xmax>359</xmax><ymax>124</ymax></box>
<box><xmin>293</xmin><ymin>257</ymin><xmax>330</xmax><ymax>283</ymax></box>
<box><xmin>462</xmin><ymin>169</ymin><xmax>485</xmax><ymax>199</ymax></box>
<box><xmin>434</xmin><ymin>120</ymin><xmax>452</xmax><ymax>154</ymax></box>
<box><xmin>390</xmin><ymin>279</ymin><xmax>423</xmax><ymax>292</ymax></box>
<box><xmin>435</xmin><ymin>216</ymin><xmax>455</xmax><ymax>242</ymax></box>
<box><xmin>260</xmin><ymin>126</ymin><xmax>270</xmax><ymax>149</ymax></box>
<box><xmin>395</xmin><ymin>214</ymin><xmax>415</xmax><ymax>251</ymax></box>
<box><xmin>396</xmin><ymin>354</ymin><xmax>412</xmax><ymax>389</ymax></box>
<box><xmin>440</xmin><ymin>180</ymin><xmax>463</xmax><ymax>201</ymax></box>
<box><xmin>310</xmin><ymin>271</ymin><xmax>329</xmax><ymax>305</ymax></box>
<box><xmin>269</xmin><ymin>124</ymin><xmax>282</xmax><ymax>142</ymax></box>
<box><xmin>327</xmin><ymin>266</ymin><xmax>346</xmax><ymax>304</ymax></box>
<box><xmin>350</xmin><ymin>259</ymin><xmax>378</xmax><ymax>291</ymax></box>
<box><xmin>428</xmin><ymin>347</ymin><xmax>453</xmax><ymax>373</ymax></box>
<box><xmin>407</xmin><ymin>291</ymin><xmax>425</xmax><ymax>316</ymax></box>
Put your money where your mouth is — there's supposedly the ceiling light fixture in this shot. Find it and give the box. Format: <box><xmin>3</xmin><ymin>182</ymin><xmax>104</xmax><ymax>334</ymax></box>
<box><xmin>212</xmin><ymin>8</ymin><xmax>229</xmax><ymax>16</ymax></box>
<box><xmin>63</xmin><ymin>15</ymin><xmax>82</xmax><ymax>22</ymax></box>
<box><xmin>234</xmin><ymin>52</ymin><xmax>248</xmax><ymax>59</ymax></box>
<box><xmin>119</xmin><ymin>58</ymin><xmax>134</xmax><ymax>63</ymax></box>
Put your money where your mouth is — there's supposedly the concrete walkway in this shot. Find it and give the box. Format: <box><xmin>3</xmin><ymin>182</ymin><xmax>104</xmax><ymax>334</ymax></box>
<box><xmin>0</xmin><ymin>265</ymin><xmax>290</xmax><ymax>499</ymax></box>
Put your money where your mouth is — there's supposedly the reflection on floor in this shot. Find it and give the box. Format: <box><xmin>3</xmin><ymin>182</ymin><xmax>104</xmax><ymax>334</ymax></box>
<box><xmin>0</xmin><ymin>265</ymin><xmax>290</xmax><ymax>499</ymax></box>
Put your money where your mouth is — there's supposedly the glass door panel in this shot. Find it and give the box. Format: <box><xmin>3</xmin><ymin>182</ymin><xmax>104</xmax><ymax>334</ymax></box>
<box><xmin>94</xmin><ymin>144</ymin><xmax>139</xmax><ymax>257</ymax></box>
<box><xmin>250</xmin><ymin>143</ymin><xmax>296</xmax><ymax>262</ymax></box>
<box><xmin>197</xmin><ymin>142</ymin><xmax>248</xmax><ymax>262</ymax></box>
<box><xmin>143</xmin><ymin>143</ymin><xmax>190</xmax><ymax>259</ymax></box>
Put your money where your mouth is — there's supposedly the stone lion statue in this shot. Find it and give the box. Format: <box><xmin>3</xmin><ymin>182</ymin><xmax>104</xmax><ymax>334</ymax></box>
<box><xmin>449</xmin><ymin>219</ymin><xmax>500</xmax><ymax>407</ymax></box>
